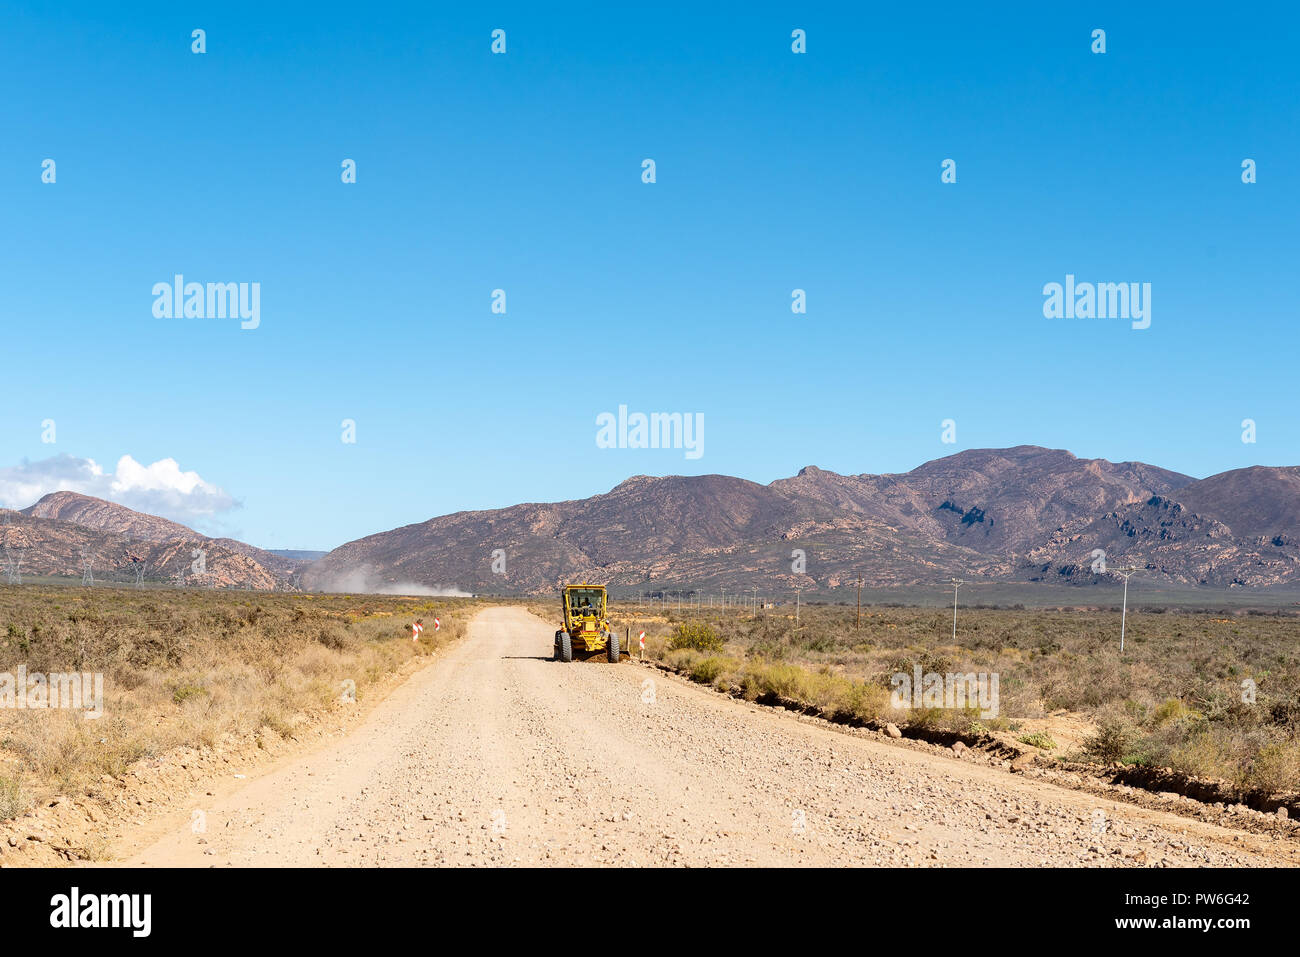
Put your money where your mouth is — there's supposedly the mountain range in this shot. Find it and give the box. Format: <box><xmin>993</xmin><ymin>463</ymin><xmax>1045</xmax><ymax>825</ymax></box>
<box><xmin>301</xmin><ymin>447</ymin><xmax>1300</xmax><ymax>595</ymax></box>
<box><xmin>0</xmin><ymin>491</ymin><xmax>302</xmax><ymax>589</ymax></box>
<box><xmin>2</xmin><ymin>447</ymin><xmax>1296</xmax><ymax>595</ymax></box>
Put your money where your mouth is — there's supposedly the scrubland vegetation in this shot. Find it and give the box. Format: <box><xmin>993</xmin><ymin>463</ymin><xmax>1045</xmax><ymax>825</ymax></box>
<box><xmin>0</xmin><ymin>586</ymin><xmax>476</xmax><ymax>819</ymax></box>
<box><xmin>610</xmin><ymin>601</ymin><xmax>1300</xmax><ymax>796</ymax></box>
<box><xmin>9</xmin><ymin>587</ymin><xmax>1296</xmax><ymax>824</ymax></box>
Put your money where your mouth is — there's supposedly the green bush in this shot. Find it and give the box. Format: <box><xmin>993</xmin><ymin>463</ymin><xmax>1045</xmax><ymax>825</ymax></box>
<box><xmin>668</xmin><ymin>621</ymin><xmax>723</xmax><ymax>653</ymax></box>
<box><xmin>688</xmin><ymin>656</ymin><xmax>728</xmax><ymax>685</ymax></box>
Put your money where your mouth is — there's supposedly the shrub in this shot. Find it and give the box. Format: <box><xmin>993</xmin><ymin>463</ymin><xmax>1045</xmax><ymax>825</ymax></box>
<box><xmin>1152</xmin><ymin>698</ymin><xmax>1203</xmax><ymax>728</ymax></box>
<box><xmin>688</xmin><ymin>656</ymin><xmax>728</xmax><ymax>685</ymax></box>
<box><xmin>316</xmin><ymin>623</ymin><xmax>351</xmax><ymax>651</ymax></box>
<box><xmin>1018</xmin><ymin>731</ymin><xmax>1057</xmax><ymax>750</ymax></box>
<box><xmin>1169</xmin><ymin>729</ymin><xmax>1240</xmax><ymax>782</ymax></box>
<box><xmin>749</xmin><ymin>662</ymin><xmax>805</xmax><ymax>699</ymax></box>
<box><xmin>1082</xmin><ymin>720</ymin><xmax>1134</xmax><ymax>763</ymax></box>
<box><xmin>0</xmin><ymin>775</ymin><xmax>29</xmax><ymax>821</ymax></box>
<box><xmin>668</xmin><ymin>622</ymin><xmax>723</xmax><ymax>653</ymax></box>
<box><xmin>172</xmin><ymin>684</ymin><xmax>207</xmax><ymax>705</ymax></box>
<box><xmin>1244</xmin><ymin>740</ymin><xmax>1300</xmax><ymax>794</ymax></box>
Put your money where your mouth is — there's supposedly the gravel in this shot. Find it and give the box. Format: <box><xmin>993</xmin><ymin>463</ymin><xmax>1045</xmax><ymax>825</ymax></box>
<box><xmin>126</xmin><ymin>607</ymin><xmax>1285</xmax><ymax>868</ymax></box>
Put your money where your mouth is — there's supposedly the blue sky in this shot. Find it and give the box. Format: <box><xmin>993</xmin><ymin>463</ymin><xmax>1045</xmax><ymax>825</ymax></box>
<box><xmin>1</xmin><ymin>2</ymin><xmax>1296</xmax><ymax>550</ymax></box>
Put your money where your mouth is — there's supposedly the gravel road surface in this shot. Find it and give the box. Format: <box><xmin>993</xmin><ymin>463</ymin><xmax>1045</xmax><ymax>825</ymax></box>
<box><xmin>125</xmin><ymin>607</ymin><xmax>1287</xmax><ymax>867</ymax></box>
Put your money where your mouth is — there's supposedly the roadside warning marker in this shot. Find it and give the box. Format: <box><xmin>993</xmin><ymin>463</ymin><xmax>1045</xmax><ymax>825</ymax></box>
<box><xmin>412</xmin><ymin>621</ymin><xmax>424</xmax><ymax>641</ymax></box>
<box><xmin>434</xmin><ymin>617</ymin><xmax>441</xmax><ymax>631</ymax></box>
<box><xmin>638</xmin><ymin>630</ymin><xmax>645</xmax><ymax>650</ymax></box>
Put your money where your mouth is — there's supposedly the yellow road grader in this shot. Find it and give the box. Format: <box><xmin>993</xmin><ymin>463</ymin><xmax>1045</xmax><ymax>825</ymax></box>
<box><xmin>553</xmin><ymin>583</ymin><xmax>622</xmax><ymax>662</ymax></box>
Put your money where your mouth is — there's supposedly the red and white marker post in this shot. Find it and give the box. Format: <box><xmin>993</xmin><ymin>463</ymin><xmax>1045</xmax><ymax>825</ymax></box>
<box><xmin>433</xmin><ymin>617</ymin><xmax>441</xmax><ymax>632</ymax></box>
<box><xmin>411</xmin><ymin>621</ymin><xmax>424</xmax><ymax>642</ymax></box>
<box><xmin>638</xmin><ymin>629</ymin><xmax>646</xmax><ymax>660</ymax></box>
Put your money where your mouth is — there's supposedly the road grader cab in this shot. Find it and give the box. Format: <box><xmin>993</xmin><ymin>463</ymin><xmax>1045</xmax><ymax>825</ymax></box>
<box><xmin>554</xmin><ymin>583</ymin><xmax>621</xmax><ymax>662</ymax></box>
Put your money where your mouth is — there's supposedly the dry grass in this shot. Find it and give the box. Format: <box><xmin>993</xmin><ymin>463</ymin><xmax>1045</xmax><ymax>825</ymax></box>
<box><xmin>0</xmin><ymin>585</ymin><xmax>480</xmax><ymax>819</ymax></box>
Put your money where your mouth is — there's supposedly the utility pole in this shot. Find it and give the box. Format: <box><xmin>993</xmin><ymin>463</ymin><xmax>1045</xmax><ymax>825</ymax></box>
<box><xmin>752</xmin><ymin>586</ymin><xmax>757</xmax><ymax>614</ymax></box>
<box><xmin>856</xmin><ymin>576</ymin><xmax>863</xmax><ymax>629</ymax></box>
<box><xmin>1115</xmin><ymin>565</ymin><xmax>1139</xmax><ymax>654</ymax></box>
<box><xmin>950</xmin><ymin>578</ymin><xmax>964</xmax><ymax>640</ymax></box>
<box><xmin>795</xmin><ymin>587</ymin><xmax>800</xmax><ymax>625</ymax></box>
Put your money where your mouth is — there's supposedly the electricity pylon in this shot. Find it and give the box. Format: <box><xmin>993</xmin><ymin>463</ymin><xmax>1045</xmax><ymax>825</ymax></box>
<box><xmin>2</xmin><ymin>545</ymin><xmax>21</xmax><ymax>585</ymax></box>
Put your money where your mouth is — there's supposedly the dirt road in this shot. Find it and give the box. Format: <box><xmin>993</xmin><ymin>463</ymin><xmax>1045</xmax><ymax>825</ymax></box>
<box><xmin>123</xmin><ymin>607</ymin><xmax>1289</xmax><ymax>866</ymax></box>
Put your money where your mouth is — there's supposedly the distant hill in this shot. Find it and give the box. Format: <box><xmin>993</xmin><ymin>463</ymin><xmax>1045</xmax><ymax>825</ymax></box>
<box><xmin>302</xmin><ymin>446</ymin><xmax>1300</xmax><ymax>594</ymax></box>
<box><xmin>1025</xmin><ymin>465</ymin><xmax>1300</xmax><ymax>588</ymax></box>
<box><xmin>1166</xmin><ymin>466</ymin><xmax>1300</xmax><ymax>542</ymax></box>
<box><xmin>23</xmin><ymin>490</ymin><xmax>197</xmax><ymax>541</ymax></box>
<box><xmin>3</xmin><ymin>492</ymin><xmax>302</xmax><ymax>589</ymax></box>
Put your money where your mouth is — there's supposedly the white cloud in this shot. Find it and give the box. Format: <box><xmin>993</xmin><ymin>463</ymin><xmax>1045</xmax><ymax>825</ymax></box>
<box><xmin>0</xmin><ymin>454</ymin><xmax>237</xmax><ymax>530</ymax></box>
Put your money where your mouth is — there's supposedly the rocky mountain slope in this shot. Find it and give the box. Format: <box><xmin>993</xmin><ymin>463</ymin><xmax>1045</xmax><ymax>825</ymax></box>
<box><xmin>302</xmin><ymin>446</ymin><xmax>1300</xmax><ymax>594</ymax></box>
<box><xmin>2</xmin><ymin>493</ymin><xmax>301</xmax><ymax>589</ymax></box>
